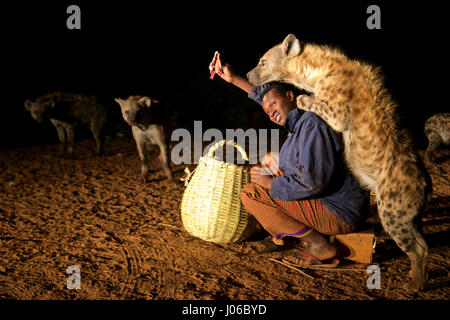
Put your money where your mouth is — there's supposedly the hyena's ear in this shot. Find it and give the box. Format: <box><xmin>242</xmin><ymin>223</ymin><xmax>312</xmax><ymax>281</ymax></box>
<box><xmin>114</xmin><ymin>98</ymin><xmax>124</xmax><ymax>106</ymax></box>
<box><xmin>24</xmin><ymin>100</ymin><xmax>32</xmax><ymax>111</ymax></box>
<box><xmin>138</xmin><ymin>96</ymin><xmax>153</xmax><ymax>108</ymax></box>
<box><xmin>282</xmin><ymin>34</ymin><xmax>301</xmax><ymax>59</ymax></box>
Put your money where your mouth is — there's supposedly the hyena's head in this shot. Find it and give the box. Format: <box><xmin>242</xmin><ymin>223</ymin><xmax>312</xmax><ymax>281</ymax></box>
<box><xmin>114</xmin><ymin>95</ymin><xmax>159</xmax><ymax>126</ymax></box>
<box><xmin>247</xmin><ymin>34</ymin><xmax>302</xmax><ymax>86</ymax></box>
<box><xmin>24</xmin><ymin>99</ymin><xmax>55</xmax><ymax>123</ymax></box>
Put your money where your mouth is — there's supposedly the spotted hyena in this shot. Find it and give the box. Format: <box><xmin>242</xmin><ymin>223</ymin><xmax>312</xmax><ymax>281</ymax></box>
<box><xmin>24</xmin><ymin>92</ymin><xmax>107</xmax><ymax>157</ymax></box>
<box><xmin>114</xmin><ymin>95</ymin><xmax>173</xmax><ymax>181</ymax></box>
<box><xmin>247</xmin><ymin>34</ymin><xmax>432</xmax><ymax>291</ymax></box>
<box><xmin>424</xmin><ymin>113</ymin><xmax>450</xmax><ymax>162</ymax></box>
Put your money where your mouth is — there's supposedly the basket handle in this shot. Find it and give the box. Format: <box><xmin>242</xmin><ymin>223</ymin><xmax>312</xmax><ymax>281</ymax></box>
<box><xmin>206</xmin><ymin>139</ymin><xmax>249</xmax><ymax>161</ymax></box>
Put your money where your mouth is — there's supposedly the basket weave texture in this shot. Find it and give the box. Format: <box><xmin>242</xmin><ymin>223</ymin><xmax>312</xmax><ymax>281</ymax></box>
<box><xmin>180</xmin><ymin>140</ymin><xmax>258</xmax><ymax>243</ymax></box>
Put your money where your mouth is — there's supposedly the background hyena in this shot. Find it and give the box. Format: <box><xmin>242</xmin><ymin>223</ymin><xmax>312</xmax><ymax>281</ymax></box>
<box><xmin>114</xmin><ymin>95</ymin><xmax>173</xmax><ymax>181</ymax></box>
<box><xmin>24</xmin><ymin>92</ymin><xmax>107</xmax><ymax>157</ymax></box>
<box><xmin>424</xmin><ymin>113</ymin><xmax>450</xmax><ymax>162</ymax></box>
<box><xmin>247</xmin><ymin>34</ymin><xmax>432</xmax><ymax>291</ymax></box>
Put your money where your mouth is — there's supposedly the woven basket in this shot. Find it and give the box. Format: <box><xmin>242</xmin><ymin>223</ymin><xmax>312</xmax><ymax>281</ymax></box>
<box><xmin>180</xmin><ymin>140</ymin><xmax>259</xmax><ymax>243</ymax></box>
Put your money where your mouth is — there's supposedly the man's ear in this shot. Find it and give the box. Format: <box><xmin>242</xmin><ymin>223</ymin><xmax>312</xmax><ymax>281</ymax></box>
<box><xmin>24</xmin><ymin>100</ymin><xmax>32</xmax><ymax>111</ymax></box>
<box><xmin>47</xmin><ymin>99</ymin><xmax>56</xmax><ymax>108</ymax></box>
<box><xmin>138</xmin><ymin>96</ymin><xmax>152</xmax><ymax>108</ymax></box>
<box><xmin>282</xmin><ymin>34</ymin><xmax>301</xmax><ymax>59</ymax></box>
<box><xmin>114</xmin><ymin>98</ymin><xmax>124</xmax><ymax>106</ymax></box>
<box><xmin>286</xmin><ymin>90</ymin><xmax>295</xmax><ymax>103</ymax></box>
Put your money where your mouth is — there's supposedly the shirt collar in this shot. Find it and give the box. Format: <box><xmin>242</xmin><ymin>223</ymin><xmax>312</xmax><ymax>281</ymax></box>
<box><xmin>283</xmin><ymin>108</ymin><xmax>304</xmax><ymax>133</ymax></box>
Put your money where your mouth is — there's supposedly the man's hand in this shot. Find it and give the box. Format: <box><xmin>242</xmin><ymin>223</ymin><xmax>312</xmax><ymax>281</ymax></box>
<box><xmin>216</xmin><ymin>63</ymin><xmax>234</xmax><ymax>83</ymax></box>
<box><xmin>208</xmin><ymin>51</ymin><xmax>254</xmax><ymax>93</ymax></box>
<box><xmin>209</xmin><ymin>52</ymin><xmax>235</xmax><ymax>83</ymax></box>
<box><xmin>250</xmin><ymin>166</ymin><xmax>273</xmax><ymax>190</ymax></box>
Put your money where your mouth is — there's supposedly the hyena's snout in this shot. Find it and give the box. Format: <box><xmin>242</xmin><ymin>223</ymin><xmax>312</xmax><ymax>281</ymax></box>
<box><xmin>246</xmin><ymin>67</ymin><xmax>260</xmax><ymax>81</ymax></box>
<box><xmin>32</xmin><ymin>114</ymin><xmax>43</xmax><ymax>123</ymax></box>
<box><xmin>31</xmin><ymin>110</ymin><xmax>46</xmax><ymax>124</ymax></box>
<box><xmin>124</xmin><ymin>109</ymin><xmax>143</xmax><ymax>124</ymax></box>
<box><xmin>246</xmin><ymin>67</ymin><xmax>264</xmax><ymax>86</ymax></box>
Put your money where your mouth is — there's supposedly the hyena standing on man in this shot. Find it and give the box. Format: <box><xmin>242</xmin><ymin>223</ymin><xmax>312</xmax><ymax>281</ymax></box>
<box><xmin>114</xmin><ymin>95</ymin><xmax>173</xmax><ymax>181</ymax></box>
<box><xmin>424</xmin><ymin>113</ymin><xmax>450</xmax><ymax>162</ymax></box>
<box><xmin>25</xmin><ymin>92</ymin><xmax>107</xmax><ymax>157</ymax></box>
<box><xmin>247</xmin><ymin>34</ymin><xmax>432</xmax><ymax>291</ymax></box>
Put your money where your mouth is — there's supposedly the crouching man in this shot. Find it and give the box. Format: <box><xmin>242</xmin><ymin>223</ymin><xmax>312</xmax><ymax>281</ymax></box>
<box><xmin>211</xmin><ymin>57</ymin><xmax>370</xmax><ymax>267</ymax></box>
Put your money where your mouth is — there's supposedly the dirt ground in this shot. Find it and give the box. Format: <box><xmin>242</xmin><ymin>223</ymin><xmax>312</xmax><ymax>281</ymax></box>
<box><xmin>0</xmin><ymin>137</ymin><xmax>448</xmax><ymax>300</ymax></box>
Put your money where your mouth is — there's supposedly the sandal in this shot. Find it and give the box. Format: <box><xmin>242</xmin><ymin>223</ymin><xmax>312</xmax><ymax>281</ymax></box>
<box><xmin>254</xmin><ymin>237</ymin><xmax>283</xmax><ymax>254</ymax></box>
<box><xmin>282</xmin><ymin>250</ymin><xmax>340</xmax><ymax>269</ymax></box>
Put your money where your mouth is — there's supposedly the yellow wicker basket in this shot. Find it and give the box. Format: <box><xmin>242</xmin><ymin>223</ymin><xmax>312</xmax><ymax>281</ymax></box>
<box><xmin>180</xmin><ymin>140</ymin><xmax>259</xmax><ymax>243</ymax></box>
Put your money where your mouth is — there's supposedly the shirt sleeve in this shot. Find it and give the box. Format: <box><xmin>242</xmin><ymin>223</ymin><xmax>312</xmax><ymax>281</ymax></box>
<box><xmin>270</xmin><ymin>117</ymin><xmax>339</xmax><ymax>201</ymax></box>
<box><xmin>248</xmin><ymin>84</ymin><xmax>273</xmax><ymax>106</ymax></box>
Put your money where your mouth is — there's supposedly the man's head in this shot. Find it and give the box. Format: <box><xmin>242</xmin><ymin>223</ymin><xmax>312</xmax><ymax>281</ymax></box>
<box><xmin>259</xmin><ymin>84</ymin><xmax>297</xmax><ymax>126</ymax></box>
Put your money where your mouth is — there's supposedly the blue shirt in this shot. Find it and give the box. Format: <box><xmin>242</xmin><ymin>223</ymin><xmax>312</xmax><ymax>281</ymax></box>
<box><xmin>249</xmin><ymin>86</ymin><xmax>370</xmax><ymax>227</ymax></box>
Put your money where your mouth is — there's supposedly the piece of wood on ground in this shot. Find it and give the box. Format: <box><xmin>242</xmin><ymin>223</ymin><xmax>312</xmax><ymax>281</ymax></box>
<box><xmin>269</xmin><ymin>258</ymin><xmax>314</xmax><ymax>280</ymax></box>
<box><xmin>331</xmin><ymin>229</ymin><xmax>376</xmax><ymax>264</ymax></box>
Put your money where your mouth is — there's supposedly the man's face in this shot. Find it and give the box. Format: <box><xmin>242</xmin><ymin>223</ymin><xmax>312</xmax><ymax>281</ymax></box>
<box><xmin>261</xmin><ymin>88</ymin><xmax>296</xmax><ymax>126</ymax></box>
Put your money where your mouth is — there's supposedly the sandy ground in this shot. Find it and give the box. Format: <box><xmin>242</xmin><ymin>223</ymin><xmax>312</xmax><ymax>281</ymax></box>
<box><xmin>0</xmin><ymin>137</ymin><xmax>448</xmax><ymax>300</ymax></box>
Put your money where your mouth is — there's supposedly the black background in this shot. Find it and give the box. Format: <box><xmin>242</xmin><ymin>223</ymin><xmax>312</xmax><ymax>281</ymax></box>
<box><xmin>0</xmin><ymin>299</ymin><xmax>447</xmax><ymax>318</ymax></box>
<box><xmin>1</xmin><ymin>0</ymin><xmax>447</xmax><ymax>148</ymax></box>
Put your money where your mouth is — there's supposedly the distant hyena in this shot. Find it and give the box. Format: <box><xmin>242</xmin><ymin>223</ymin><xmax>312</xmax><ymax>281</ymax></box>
<box><xmin>114</xmin><ymin>95</ymin><xmax>173</xmax><ymax>181</ymax></box>
<box><xmin>247</xmin><ymin>34</ymin><xmax>432</xmax><ymax>291</ymax></box>
<box><xmin>424</xmin><ymin>113</ymin><xmax>450</xmax><ymax>162</ymax></box>
<box><xmin>24</xmin><ymin>92</ymin><xmax>107</xmax><ymax>157</ymax></box>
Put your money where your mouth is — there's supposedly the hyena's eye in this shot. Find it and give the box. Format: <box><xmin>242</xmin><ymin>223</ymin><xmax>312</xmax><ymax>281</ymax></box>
<box><xmin>260</xmin><ymin>59</ymin><xmax>266</xmax><ymax>66</ymax></box>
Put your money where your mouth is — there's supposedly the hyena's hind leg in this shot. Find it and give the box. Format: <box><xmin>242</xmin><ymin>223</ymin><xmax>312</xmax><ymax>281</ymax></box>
<box><xmin>296</xmin><ymin>94</ymin><xmax>350</xmax><ymax>132</ymax></box>
<box><xmin>378</xmin><ymin>202</ymin><xmax>428</xmax><ymax>291</ymax></box>
<box><xmin>90</xmin><ymin>117</ymin><xmax>106</xmax><ymax>156</ymax></box>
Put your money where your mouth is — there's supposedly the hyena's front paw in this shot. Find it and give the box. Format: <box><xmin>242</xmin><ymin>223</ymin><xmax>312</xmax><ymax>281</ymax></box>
<box><xmin>140</xmin><ymin>174</ymin><xmax>148</xmax><ymax>183</ymax></box>
<box><xmin>57</xmin><ymin>145</ymin><xmax>67</xmax><ymax>158</ymax></box>
<box><xmin>58</xmin><ymin>150</ymin><xmax>74</xmax><ymax>159</ymax></box>
<box><xmin>164</xmin><ymin>168</ymin><xmax>174</xmax><ymax>181</ymax></box>
<box><xmin>296</xmin><ymin>94</ymin><xmax>315</xmax><ymax>111</ymax></box>
<box><xmin>425</xmin><ymin>152</ymin><xmax>437</xmax><ymax>163</ymax></box>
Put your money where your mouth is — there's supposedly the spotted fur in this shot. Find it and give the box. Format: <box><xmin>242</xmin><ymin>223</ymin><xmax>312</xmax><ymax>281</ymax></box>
<box><xmin>24</xmin><ymin>92</ymin><xmax>107</xmax><ymax>157</ymax></box>
<box><xmin>424</xmin><ymin>113</ymin><xmax>450</xmax><ymax>162</ymax></box>
<box><xmin>247</xmin><ymin>34</ymin><xmax>432</xmax><ymax>291</ymax></box>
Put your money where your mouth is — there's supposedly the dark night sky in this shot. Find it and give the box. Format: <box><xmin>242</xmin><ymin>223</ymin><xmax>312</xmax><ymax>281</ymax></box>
<box><xmin>1</xmin><ymin>1</ymin><xmax>447</xmax><ymax>148</ymax></box>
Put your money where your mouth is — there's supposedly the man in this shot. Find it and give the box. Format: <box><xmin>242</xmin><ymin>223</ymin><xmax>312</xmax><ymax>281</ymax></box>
<box><xmin>211</xmin><ymin>55</ymin><xmax>370</xmax><ymax>267</ymax></box>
